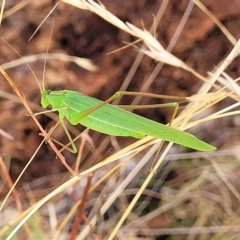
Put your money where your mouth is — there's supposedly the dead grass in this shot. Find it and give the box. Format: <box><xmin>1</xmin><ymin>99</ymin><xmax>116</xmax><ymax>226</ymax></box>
<box><xmin>1</xmin><ymin>0</ymin><xmax>240</xmax><ymax>239</ymax></box>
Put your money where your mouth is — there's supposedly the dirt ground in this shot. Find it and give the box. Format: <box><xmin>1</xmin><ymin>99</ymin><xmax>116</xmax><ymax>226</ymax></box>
<box><xmin>0</xmin><ymin>0</ymin><xmax>240</xmax><ymax>189</ymax></box>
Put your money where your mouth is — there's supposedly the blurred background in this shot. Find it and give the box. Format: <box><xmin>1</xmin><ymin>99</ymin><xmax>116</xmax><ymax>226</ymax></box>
<box><xmin>1</xmin><ymin>0</ymin><xmax>240</xmax><ymax>239</ymax></box>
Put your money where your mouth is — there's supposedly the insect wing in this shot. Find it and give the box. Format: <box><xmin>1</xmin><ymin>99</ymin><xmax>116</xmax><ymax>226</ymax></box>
<box><xmin>62</xmin><ymin>91</ymin><xmax>215</xmax><ymax>151</ymax></box>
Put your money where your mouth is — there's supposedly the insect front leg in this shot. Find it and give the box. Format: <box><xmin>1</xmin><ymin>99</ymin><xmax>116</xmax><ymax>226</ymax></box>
<box><xmin>31</xmin><ymin>106</ymin><xmax>78</xmax><ymax>153</ymax></box>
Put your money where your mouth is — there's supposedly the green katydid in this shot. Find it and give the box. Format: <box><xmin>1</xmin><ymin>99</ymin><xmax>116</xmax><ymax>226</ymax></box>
<box><xmin>40</xmin><ymin>88</ymin><xmax>216</xmax><ymax>152</ymax></box>
<box><xmin>0</xmin><ymin>38</ymin><xmax>215</xmax><ymax>153</ymax></box>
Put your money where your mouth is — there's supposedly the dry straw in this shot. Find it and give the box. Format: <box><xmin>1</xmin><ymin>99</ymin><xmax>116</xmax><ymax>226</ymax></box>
<box><xmin>1</xmin><ymin>0</ymin><xmax>240</xmax><ymax>239</ymax></box>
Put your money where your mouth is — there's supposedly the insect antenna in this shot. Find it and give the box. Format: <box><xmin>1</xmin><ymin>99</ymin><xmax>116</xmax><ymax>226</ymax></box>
<box><xmin>0</xmin><ymin>37</ymin><xmax>43</xmax><ymax>93</ymax></box>
<box><xmin>28</xmin><ymin>2</ymin><xmax>59</xmax><ymax>42</ymax></box>
<box><xmin>42</xmin><ymin>17</ymin><xmax>55</xmax><ymax>92</ymax></box>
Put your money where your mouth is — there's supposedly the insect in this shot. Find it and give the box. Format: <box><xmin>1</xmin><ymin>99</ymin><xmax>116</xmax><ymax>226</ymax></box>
<box><xmin>40</xmin><ymin>88</ymin><xmax>216</xmax><ymax>152</ymax></box>
<box><xmin>0</xmin><ymin>38</ymin><xmax>215</xmax><ymax>153</ymax></box>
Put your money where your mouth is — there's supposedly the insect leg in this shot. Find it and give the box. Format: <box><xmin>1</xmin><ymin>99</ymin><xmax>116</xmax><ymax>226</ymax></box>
<box><xmin>72</xmin><ymin>91</ymin><xmax>183</xmax><ymax>124</ymax></box>
<box><xmin>59</xmin><ymin>118</ymin><xmax>78</xmax><ymax>153</ymax></box>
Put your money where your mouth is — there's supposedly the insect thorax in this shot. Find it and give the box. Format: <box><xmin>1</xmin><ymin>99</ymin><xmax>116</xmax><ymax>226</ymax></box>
<box><xmin>41</xmin><ymin>90</ymin><xmax>65</xmax><ymax>109</ymax></box>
